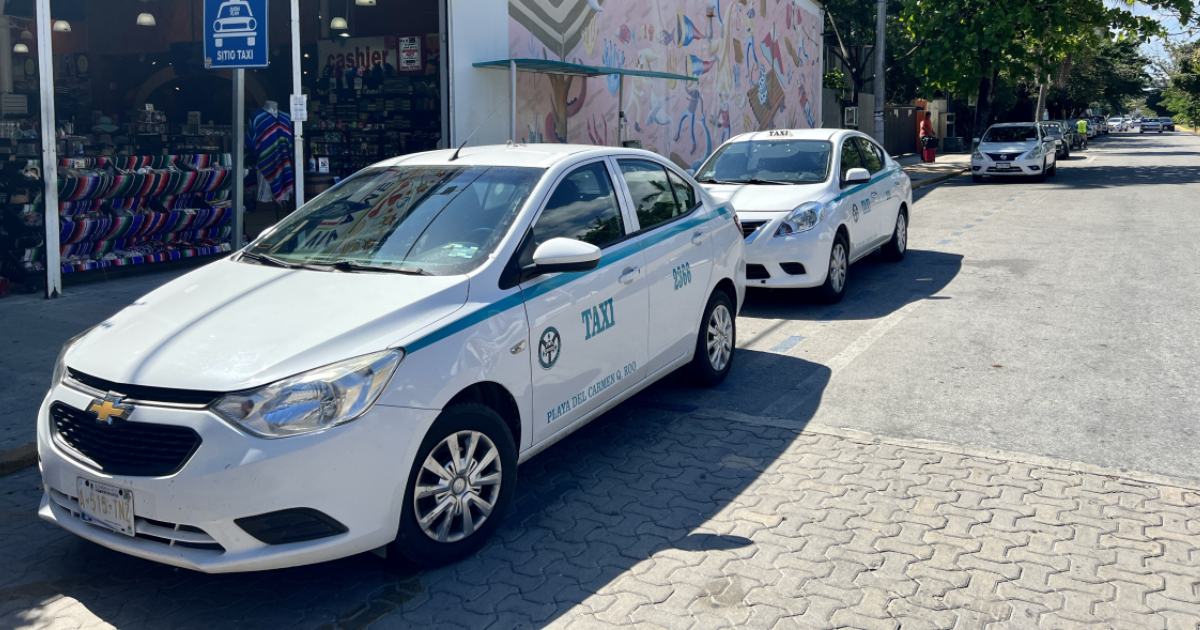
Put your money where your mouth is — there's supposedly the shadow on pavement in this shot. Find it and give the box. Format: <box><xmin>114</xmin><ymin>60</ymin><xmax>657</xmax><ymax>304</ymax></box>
<box><xmin>2</xmin><ymin>352</ymin><xmax>833</xmax><ymax>630</ymax></box>
<box><xmin>738</xmin><ymin>249</ymin><xmax>963</xmax><ymax>323</ymax></box>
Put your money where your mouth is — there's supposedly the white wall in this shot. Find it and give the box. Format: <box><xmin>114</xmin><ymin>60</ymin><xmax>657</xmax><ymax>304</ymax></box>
<box><xmin>447</xmin><ymin>0</ymin><xmax>511</xmax><ymax>148</ymax></box>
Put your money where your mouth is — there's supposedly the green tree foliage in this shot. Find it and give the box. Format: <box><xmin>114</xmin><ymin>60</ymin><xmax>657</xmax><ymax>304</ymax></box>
<box><xmin>1162</xmin><ymin>43</ymin><xmax>1200</xmax><ymax>125</ymax></box>
<box><xmin>1047</xmin><ymin>39</ymin><xmax>1152</xmax><ymax>117</ymax></box>
<box><xmin>900</xmin><ymin>0</ymin><xmax>1193</xmax><ymax>137</ymax></box>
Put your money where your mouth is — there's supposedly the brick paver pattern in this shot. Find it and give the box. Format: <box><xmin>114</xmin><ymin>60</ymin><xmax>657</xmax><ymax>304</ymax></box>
<box><xmin>3</xmin><ymin>408</ymin><xmax>1199</xmax><ymax>630</ymax></box>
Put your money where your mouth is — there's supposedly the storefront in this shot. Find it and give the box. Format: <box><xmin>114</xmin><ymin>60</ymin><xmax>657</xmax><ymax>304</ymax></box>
<box><xmin>0</xmin><ymin>0</ymin><xmax>820</xmax><ymax>298</ymax></box>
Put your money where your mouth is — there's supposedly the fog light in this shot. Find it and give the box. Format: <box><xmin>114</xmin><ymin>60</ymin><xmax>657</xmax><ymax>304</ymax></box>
<box><xmin>972</xmin><ymin>166</ymin><xmax>981</xmax><ymax>171</ymax></box>
<box><xmin>235</xmin><ymin>508</ymin><xmax>348</xmax><ymax>544</ymax></box>
<box><xmin>1030</xmin><ymin>166</ymin><xmax>1040</xmax><ymax>171</ymax></box>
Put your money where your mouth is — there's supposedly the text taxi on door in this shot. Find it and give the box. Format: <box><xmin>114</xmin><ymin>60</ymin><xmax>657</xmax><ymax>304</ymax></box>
<box><xmin>37</xmin><ymin>144</ymin><xmax>745</xmax><ymax>572</ymax></box>
<box><xmin>693</xmin><ymin>129</ymin><xmax>911</xmax><ymax>303</ymax></box>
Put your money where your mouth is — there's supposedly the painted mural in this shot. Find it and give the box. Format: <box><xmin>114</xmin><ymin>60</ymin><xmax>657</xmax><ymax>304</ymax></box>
<box><xmin>508</xmin><ymin>0</ymin><xmax>822</xmax><ymax>170</ymax></box>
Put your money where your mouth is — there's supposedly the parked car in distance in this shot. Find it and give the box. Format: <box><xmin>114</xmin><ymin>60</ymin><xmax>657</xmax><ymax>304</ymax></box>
<box><xmin>1161</xmin><ymin>117</ymin><xmax>1176</xmax><ymax>132</ymax></box>
<box><xmin>971</xmin><ymin>122</ymin><xmax>1059</xmax><ymax>183</ymax></box>
<box><xmin>1093</xmin><ymin>117</ymin><xmax>1109</xmax><ymax>135</ymax></box>
<box><xmin>1060</xmin><ymin>121</ymin><xmax>1085</xmax><ymax>150</ymax></box>
<box><xmin>1041</xmin><ymin>122</ymin><xmax>1070</xmax><ymax>159</ymax></box>
<box><xmin>1141</xmin><ymin>118</ymin><xmax>1163</xmax><ymax>133</ymax></box>
<box><xmin>1107</xmin><ymin>118</ymin><xmax>1125</xmax><ymax>132</ymax></box>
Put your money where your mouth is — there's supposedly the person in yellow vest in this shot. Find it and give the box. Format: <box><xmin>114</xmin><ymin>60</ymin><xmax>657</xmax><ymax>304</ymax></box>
<box><xmin>1076</xmin><ymin>118</ymin><xmax>1089</xmax><ymax>150</ymax></box>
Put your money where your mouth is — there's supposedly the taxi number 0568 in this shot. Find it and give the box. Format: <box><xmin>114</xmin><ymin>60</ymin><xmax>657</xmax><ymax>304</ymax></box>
<box><xmin>672</xmin><ymin>262</ymin><xmax>692</xmax><ymax>290</ymax></box>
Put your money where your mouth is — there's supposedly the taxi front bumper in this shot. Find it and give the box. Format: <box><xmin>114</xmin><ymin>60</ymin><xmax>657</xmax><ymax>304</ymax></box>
<box><xmin>740</xmin><ymin>214</ymin><xmax>835</xmax><ymax>289</ymax></box>
<box><xmin>971</xmin><ymin>155</ymin><xmax>1045</xmax><ymax>177</ymax></box>
<box><xmin>37</xmin><ymin>377</ymin><xmax>437</xmax><ymax>573</ymax></box>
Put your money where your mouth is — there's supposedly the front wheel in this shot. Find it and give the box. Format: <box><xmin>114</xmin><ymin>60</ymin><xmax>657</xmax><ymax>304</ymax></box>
<box><xmin>972</xmin><ymin>174</ymin><xmax>984</xmax><ymax>183</ymax></box>
<box><xmin>817</xmin><ymin>234</ymin><xmax>849</xmax><ymax>304</ymax></box>
<box><xmin>389</xmin><ymin>403</ymin><xmax>517</xmax><ymax>568</ymax></box>
<box><xmin>1034</xmin><ymin>160</ymin><xmax>1048</xmax><ymax>183</ymax></box>
<box><xmin>881</xmin><ymin>210</ymin><xmax>907</xmax><ymax>262</ymax></box>
<box><xmin>688</xmin><ymin>290</ymin><xmax>736</xmax><ymax>386</ymax></box>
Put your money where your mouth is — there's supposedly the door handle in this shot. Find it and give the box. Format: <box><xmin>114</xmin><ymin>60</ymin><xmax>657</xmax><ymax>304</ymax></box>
<box><xmin>691</xmin><ymin>231</ymin><xmax>704</xmax><ymax>245</ymax></box>
<box><xmin>619</xmin><ymin>266</ymin><xmax>640</xmax><ymax>284</ymax></box>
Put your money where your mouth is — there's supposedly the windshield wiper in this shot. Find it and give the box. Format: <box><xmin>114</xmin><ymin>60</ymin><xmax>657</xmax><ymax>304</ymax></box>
<box><xmin>239</xmin><ymin>251</ymin><xmax>297</xmax><ymax>269</ymax></box>
<box><xmin>695</xmin><ymin>177</ymin><xmax>737</xmax><ymax>184</ymax></box>
<box><xmin>331</xmin><ymin>260</ymin><xmax>431</xmax><ymax>276</ymax></box>
<box><xmin>730</xmin><ymin>178</ymin><xmax>792</xmax><ymax>185</ymax></box>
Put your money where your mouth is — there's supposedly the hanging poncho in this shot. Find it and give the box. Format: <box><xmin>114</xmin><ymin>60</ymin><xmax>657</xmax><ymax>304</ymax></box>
<box><xmin>247</xmin><ymin>108</ymin><xmax>295</xmax><ymax>203</ymax></box>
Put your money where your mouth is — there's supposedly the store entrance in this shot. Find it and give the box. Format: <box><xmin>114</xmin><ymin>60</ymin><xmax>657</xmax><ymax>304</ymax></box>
<box><xmin>302</xmin><ymin>0</ymin><xmax>446</xmax><ymax>190</ymax></box>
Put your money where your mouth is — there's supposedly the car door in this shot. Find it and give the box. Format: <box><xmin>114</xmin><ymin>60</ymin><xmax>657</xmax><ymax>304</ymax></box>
<box><xmin>837</xmin><ymin>137</ymin><xmax>877</xmax><ymax>258</ymax></box>
<box><xmin>853</xmin><ymin>137</ymin><xmax>898</xmax><ymax>246</ymax></box>
<box><xmin>614</xmin><ymin>158</ymin><xmax>714</xmax><ymax>376</ymax></box>
<box><xmin>519</xmin><ymin>160</ymin><xmax>649</xmax><ymax>445</ymax></box>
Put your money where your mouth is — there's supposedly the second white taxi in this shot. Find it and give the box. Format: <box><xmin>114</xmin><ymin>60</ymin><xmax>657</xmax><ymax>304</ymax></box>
<box><xmin>37</xmin><ymin>144</ymin><xmax>745</xmax><ymax>572</ymax></box>
<box><xmin>693</xmin><ymin>129</ymin><xmax>912</xmax><ymax>303</ymax></box>
<box><xmin>971</xmin><ymin>123</ymin><xmax>1058</xmax><ymax>183</ymax></box>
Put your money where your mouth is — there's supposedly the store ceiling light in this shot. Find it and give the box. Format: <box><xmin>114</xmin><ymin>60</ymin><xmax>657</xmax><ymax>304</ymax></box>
<box><xmin>136</xmin><ymin>13</ymin><xmax>156</xmax><ymax>26</ymax></box>
<box><xmin>20</xmin><ymin>29</ymin><xmax>32</xmax><ymax>41</ymax></box>
<box><xmin>330</xmin><ymin>16</ymin><xmax>348</xmax><ymax>29</ymax></box>
<box><xmin>12</xmin><ymin>43</ymin><xmax>28</xmax><ymax>54</ymax></box>
<box><xmin>53</xmin><ymin>20</ymin><xmax>71</xmax><ymax>32</ymax></box>
<box><xmin>356</xmin><ymin>0</ymin><xmax>376</xmax><ymax>5</ymax></box>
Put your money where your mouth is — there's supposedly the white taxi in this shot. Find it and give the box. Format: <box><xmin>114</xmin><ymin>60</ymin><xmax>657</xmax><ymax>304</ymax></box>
<box><xmin>37</xmin><ymin>144</ymin><xmax>745</xmax><ymax>572</ymax></box>
<box><xmin>971</xmin><ymin>123</ymin><xmax>1058</xmax><ymax>182</ymax></box>
<box><xmin>694</xmin><ymin>129</ymin><xmax>912</xmax><ymax>302</ymax></box>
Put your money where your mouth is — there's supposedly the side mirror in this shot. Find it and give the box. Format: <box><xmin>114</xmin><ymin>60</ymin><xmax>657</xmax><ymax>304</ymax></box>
<box><xmin>973</xmin><ymin>137</ymin><xmax>981</xmax><ymax>143</ymax></box>
<box><xmin>842</xmin><ymin>167</ymin><xmax>871</xmax><ymax>186</ymax></box>
<box><xmin>523</xmin><ymin>238</ymin><xmax>602</xmax><ymax>279</ymax></box>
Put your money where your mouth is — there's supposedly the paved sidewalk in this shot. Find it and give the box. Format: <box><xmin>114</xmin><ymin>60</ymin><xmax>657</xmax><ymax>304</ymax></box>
<box><xmin>3</xmin><ymin>407</ymin><xmax>1198</xmax><ymax>630</ymax></box>
<box><xmin>896</xmin><ymin>153</ymin><xmax>971</xmax><ymax>189</ymax></box>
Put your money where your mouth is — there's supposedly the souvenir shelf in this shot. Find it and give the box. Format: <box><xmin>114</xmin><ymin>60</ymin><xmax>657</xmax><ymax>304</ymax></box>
<box><xmin>0</xmin><ymin>155</ymin><xmax>48</xmax><ymax>290</ymax></box>
<box><xmin>55</xmin><ymin>154</ymin><xmax>235</xmax><ymax>273</ymax></box>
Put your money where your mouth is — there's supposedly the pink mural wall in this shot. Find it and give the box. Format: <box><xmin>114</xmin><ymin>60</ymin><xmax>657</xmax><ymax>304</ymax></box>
<box><xmin>508</xmin><ymin>0</ymin><xmax>823</xmax><ymax>170</ymax></box>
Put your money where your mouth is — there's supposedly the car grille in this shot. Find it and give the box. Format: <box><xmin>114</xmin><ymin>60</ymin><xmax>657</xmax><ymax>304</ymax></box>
<box><xmin>67</xmin><ymin>369</ymin><xmax>222</xmax><ymax>406</ymax></box>
<box><xmin>746</xmin><ymin>264</ymin><xmax>770</xmax><ymax>280</ymax></box>
<box><xmin>741</xmin><ymin>220</ymin><xmax>767</xmax><ymax>239</ymax></box>
<box><xmin>51</xmin><ymin>402</ymin><xmax>202</xmax><ymax>477</ymax></box>
<box><xmin>46</xmin><ymin>486</ymin><xmax>225</xmax><ymax>552</ymax></box>
<box><xmin>985</xmin><ymin>153</ymin><xmax>1022</xmax><ymax>161</ymax></box>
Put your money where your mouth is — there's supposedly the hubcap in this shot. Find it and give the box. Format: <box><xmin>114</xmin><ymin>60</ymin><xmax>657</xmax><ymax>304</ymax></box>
<box><xmin>706</xmin><ymin>304</ymin><xmax>733</xmax><ymax>372</ymax></box>
<box><xmin>896</xmin><ymin>215</ymin><xmax>907</xmax><ymax>253</ymax></box>
<box><xmin>413</xmin><ymin>430</ymin><xmax>502</xmax><ymax>543</ymax></box>
<box><xmin>829</xmin><ymin>243</ymin><xmax>847</xmax><ymax>293</ymax></box>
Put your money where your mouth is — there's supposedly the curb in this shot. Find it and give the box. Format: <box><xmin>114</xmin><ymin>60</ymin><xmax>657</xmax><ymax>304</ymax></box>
<box><xmin>0</xmin><ymin>443</ymin><xmax>36</xmax><ymax>477</ymax></box>
<box><xmin>691</xmin><ymin>408</ymin><xmax>1200</xmax><ymax>492</ymax></box>
<box><xmin>906</xmin><ymin>167</ymin><xmax>968</xmax><ymax>189</ymax></box>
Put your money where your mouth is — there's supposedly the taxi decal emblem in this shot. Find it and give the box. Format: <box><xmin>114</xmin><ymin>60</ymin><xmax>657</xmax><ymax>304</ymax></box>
<box><xmin>851</xmin><ymin>203</ymin><xmax>860</xmax><ymax>223</ymax></box>
<box><xmin>537</xmin><ymin>327</ymin><xmax>562</xmax><ymax>370</ymax></box>
<box><xmin>88</xmin><ymin>394</ymin><xmax>132</xmax><ymax>425</ymax></box>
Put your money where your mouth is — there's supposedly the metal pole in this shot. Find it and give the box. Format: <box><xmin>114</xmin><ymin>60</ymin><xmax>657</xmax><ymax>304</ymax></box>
<box><xmin>617</xmin><ymin>74</ymin><xmax>624</xmax><ymax>145</ymax></box>
<box><xmin>35</xmin><ymin>0</ymin><xmax>59</xmax><ymax>297</ymax></box>
<box><xmin>509</xmin><ymin>60</ymin><xmax>516</xmax><ymax>142</ymax></box>
<box><xmin>873</xmin><ymin>0</ymin><xmax>885</xmax><ymax>146</ymax></box>
<box><xmin>233</xmin><ymin>69</ymin><xmax>245</xmax><ymax>250</ymax></box>
<box><xmin>291</xmin><ymin>0</ymin><xmax>304</xmax><ymax>207</ymax></box>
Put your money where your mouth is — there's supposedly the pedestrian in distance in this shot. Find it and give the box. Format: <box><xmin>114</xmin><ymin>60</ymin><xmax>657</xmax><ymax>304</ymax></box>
<box><xmin>1076</xmin><ymin>118</ymin><xmax>1088</xmax><ymax>150</ymax></box>
<box><xmin>920</xmin><ymin>111</ymin><xmax>937</xmax><ymax>163</ymax></box>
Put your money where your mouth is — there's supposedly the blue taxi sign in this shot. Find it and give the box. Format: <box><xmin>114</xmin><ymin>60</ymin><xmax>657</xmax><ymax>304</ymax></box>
<box><xmin>203</xmin><ymin>0</ymin><xmax>268</xmax><ymax>69</ymax></box>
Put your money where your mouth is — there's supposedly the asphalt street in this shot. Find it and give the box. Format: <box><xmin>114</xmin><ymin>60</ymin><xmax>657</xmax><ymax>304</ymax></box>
<box><xmin>2</xmin><ymin>131</ymin><xmax>1199</xmax><ymax>630</ymax></box>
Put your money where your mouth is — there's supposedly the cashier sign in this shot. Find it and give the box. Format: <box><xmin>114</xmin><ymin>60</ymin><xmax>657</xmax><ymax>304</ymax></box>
<box><xmin>203</xmin><ymin>0</ymin><xmax>269</xmax><ymax>69</ymax></box>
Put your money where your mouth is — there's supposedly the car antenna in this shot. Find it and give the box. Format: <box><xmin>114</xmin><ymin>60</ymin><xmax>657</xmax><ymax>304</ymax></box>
<box><xmin>449</xmin><ymin>97</ymin><xmax>510</xmax><ymax>162</ymax></box>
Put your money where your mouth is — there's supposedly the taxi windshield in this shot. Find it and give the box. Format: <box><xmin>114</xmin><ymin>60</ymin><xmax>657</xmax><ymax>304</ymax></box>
<box><xmin>245</xmin><ymin>165</ymin><xmax>542</xmax><ymax>275</ymax></box>
<box><xmin>696</xmin><ymin>140</ymin><xmax>832</xmax><ymax>184</ymax></box>
<box><xmin>982</xmin><ymin>126</ymin><xmax>1039</xmax><ymax>143</ymax></box>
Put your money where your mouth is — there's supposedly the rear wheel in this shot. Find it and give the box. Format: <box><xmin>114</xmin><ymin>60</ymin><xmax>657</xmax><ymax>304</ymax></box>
<box><xmin>688</xmin><ymin>290</ymin><xmax>735</xmax><ymax>386</ymax></box>
<box><xmin>389</xmin><ymin>403</ymin><xmax>517</xmax><ymax>568</ymax></box>
<box><xmin>817</xmin><ymin>234</ymin><xmax>849</xmax><ymax>304</ymax></box>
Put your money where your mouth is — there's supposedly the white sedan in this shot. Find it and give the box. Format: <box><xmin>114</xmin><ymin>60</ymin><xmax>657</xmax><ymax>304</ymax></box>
<box><xmin>37</xmin><ymin>144</ymin><xmax>745</xmax><ymax>572</ymax></box>
<box><xmin>971</xmin><ymin>123</ymin><xmax>1058</xmax><ymax>182</ymax></box>
<box><xmin>694</xmin><ymin>129</ymin><xmax>912</xmax><ymax>303</ymax></box>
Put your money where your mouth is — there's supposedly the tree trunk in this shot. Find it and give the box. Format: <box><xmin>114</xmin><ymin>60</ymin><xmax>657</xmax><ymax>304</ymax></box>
<box><xmin>974</xmin><ymin>68</ymin><xmax>998</xmax><ymax>141</ymax></box>
<box><xmin>1034</xmin><ymin>80</ymin><xmax>1049</xmax><ymax>122</ymax></box>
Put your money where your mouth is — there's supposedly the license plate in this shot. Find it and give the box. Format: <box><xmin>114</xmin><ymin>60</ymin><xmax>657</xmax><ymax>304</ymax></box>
<box><xmin>77</xmin><ymin>478</ymin><xmax>136</xmax><ymax>537</ymax></box>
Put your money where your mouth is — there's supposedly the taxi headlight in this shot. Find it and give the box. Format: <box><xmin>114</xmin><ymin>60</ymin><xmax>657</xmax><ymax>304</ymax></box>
<box><xmin>1023</xmin><ymin>146</ymin><xmax>1042</xmax><ymax>160</ymax></box>
<box><xmin>52</xmin><ymin>325</ymin><xmax>99</xmax><ymax>388</ymax></box>
<box><xmin>776</xmin><ymin>202</ymin><xmax>825</xmax><ymax>236</ymax></box>
<box><xmin>972</xmin><ymin>149</ymin><xmax>984</xmax><ymax>160</ymax></box>
<box><xmin>213</xmin><ymin>349</ymin><xmax>404</xmax><ymax>438</ymax></box>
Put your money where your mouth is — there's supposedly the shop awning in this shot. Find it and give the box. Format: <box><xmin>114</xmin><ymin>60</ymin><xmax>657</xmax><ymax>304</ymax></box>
<box><xmin>472</xmin><ymin>58</ymin><xmax>697</xmax><ymax>83</ymax></box>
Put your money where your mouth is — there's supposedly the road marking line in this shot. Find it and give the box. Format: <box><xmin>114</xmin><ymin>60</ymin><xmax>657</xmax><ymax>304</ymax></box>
<box><xmin>762</xmin><ymin>300</ymin><xmax>925</xmax><ymax>417</ymax></box>
<box><xmin>769</xmin><ymin>335</ymin><xmax>806</xmax><ymax>353</ymax></box>
<box><xmin>938</xmin><ymin>239</ymin><xmax>951</xmax><ymax>245</ymax></box>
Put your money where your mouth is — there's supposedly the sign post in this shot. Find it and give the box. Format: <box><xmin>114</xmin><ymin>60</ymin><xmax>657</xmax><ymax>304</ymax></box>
<box><xmin>204</xmin><ymin>0</ymin><xmax>269</xmax><ymax>251</ymax></box>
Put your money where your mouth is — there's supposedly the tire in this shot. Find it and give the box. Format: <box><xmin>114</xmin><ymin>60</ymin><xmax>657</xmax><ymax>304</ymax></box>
<box><xmin>1034</xmin><ymin>160</ymin><xmax>1048</xmax><ymax>183</ymax></box>
<box><xmin>388</xmin><ymin>403</ymin><xmax>517</xmax><ymax>568</ymax></box>
<box><xmin>817</xmin><ymin>233</ymin><xmax>849</xmax><ymax>304</ymax></box>
<box><xmin>1049</xmin><ymin>161</ymin><xmax>1057</xmax><ymax>176</ymax></box>
<box><xmin>688</xmin><ymin>290</ymin><xmax>736</xmax><ymax>386</ymax></box>
<box><xmin>972</xmin><ymin>175</ymin><xmax>984</xmax><ymax>183</ymax></box>
<box><xmin>1063</xmin><ymin>147</ymin><xmax>1070</xmax><ymax>159</ymax></box>
<box><xmin>880</xmin><ymin>209</ymin><xmax>907</xmax><ymax>262</ymax></box>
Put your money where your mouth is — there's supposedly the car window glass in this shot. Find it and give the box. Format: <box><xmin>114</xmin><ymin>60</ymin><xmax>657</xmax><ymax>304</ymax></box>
<box><xmin>696</xmin><ymin>140</ymin><xmax>833</xmax><ymax>184</ymax></box>
<box><xmin>840</xmin><ymin>139</ymin><xmax>865</xmax><ymax>178</ymax></box>
<box><xmin>855</xmin><ymin>138</ymin><xmax>884</xmax><ymax>173</ymax></box>
<box><xmin>618</xmin><ymin>159</ymin><xmax>683</xmax><ymax>231</ymax></box>
<box><xmin>666</xmin><ymin>170</ymin><xmax>697</xmax><ymax>211</ymax></box>
<box><xmin>530</xmin><ymin>161</ymin><xmax>625</xmax><ymax>249</ymax></box>
<box><xmin>981</xmin><ymin>126</ymin><xmax>1040</xmax><ymax>143</ymax></box>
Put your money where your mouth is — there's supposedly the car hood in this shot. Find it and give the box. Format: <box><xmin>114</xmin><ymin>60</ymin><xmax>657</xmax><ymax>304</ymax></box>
<box><xmin>65</xmin><ymin>258</ymin><xmax>470</xmax><ymax>392</ymax></box>
<box><xmin>699</xmin><ymin>182</ymin><xmax>829</xmax><ymax>212</ymax></box>
<box><xmin>978</xmin><ymin>142</ymin><xmax>1038</xmax><ymax>154</ymax></box>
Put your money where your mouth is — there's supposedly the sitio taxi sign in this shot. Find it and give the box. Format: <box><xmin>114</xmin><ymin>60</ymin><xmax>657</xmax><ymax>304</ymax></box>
<box><xmin>203</xmin><ymin>0</ymin><xmax>269</xmax><ymax>69</ymax></box>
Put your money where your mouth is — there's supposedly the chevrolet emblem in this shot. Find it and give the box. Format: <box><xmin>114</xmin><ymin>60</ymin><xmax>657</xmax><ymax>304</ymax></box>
<box><xmin>88</xmin><ymin>394</ymin><xmax>131</xmax><ymax>424</ymax></box>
